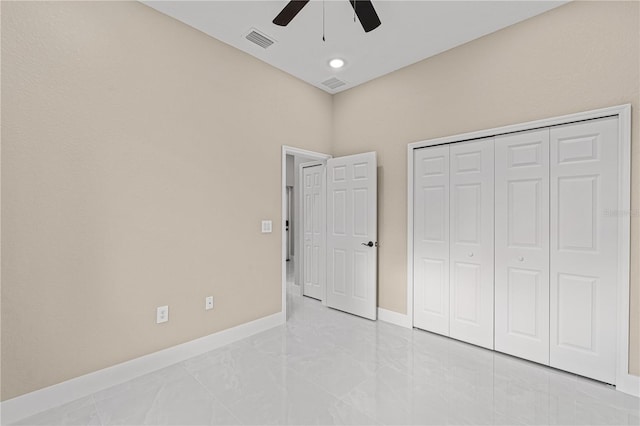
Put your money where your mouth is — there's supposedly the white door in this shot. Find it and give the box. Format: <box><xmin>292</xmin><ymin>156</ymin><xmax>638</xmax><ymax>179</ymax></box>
<box><xmin>495</xmin><ymin>129</ymin><xmax>550</xmax><ymax>364</ymax></box>
<box><xmin>449</xmin><ymin>138</ymin><xmax>494</xmax><ymax>349</ymax></box>
<box><xmin>326</xmin><ymin>152</ymin><xmax>377</xmax><ymax>320</ymax></box>
<box><xmin>302</xmin><ymin>164</ymin><xmax>325</xmax><ymax>300</ymax></box>
<box><xmin>550</xmin><ymin>117</ymin><xmax>619</xmax><ymax>384</ymax></box>
<box><xmin>413</xmin><ymin>145</ymin><xmax>450</xmax><ymax>336</ymax></box>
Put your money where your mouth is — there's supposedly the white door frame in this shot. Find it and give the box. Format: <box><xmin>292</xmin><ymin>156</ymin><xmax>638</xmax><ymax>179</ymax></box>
<box><xmin>286</xmin><ymin>186</ymin><xmax>293</xmax><ymax>261</ymax></box>
<box><xmin>281</xmin><ymin>146</ymin><xmax>331</xmax><ymax>320</ymax></box>
<box><xmin>407</xmin><ymin>104</ymin><xmax>635</xmax><ymax>395</ymax></box>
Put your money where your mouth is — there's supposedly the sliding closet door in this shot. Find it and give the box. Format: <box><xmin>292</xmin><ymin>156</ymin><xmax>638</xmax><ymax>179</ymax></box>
<box><xmin>495</xmin><ymin>129</ymin><xmax>550</xmax><ymax>364</ymax></box>
<box><xmin>449</xmin><ymin>138</ymin><xmax>494</xmax><ymax>349</ymax></box>
<box><xmin>550</xmin><ymin>117</ymin><xmax>618</xmax><ymax>384</ymax></box>
<box><xmin>414</xmin><ymin>145</ymin><xmax>450</xmax><ymax>336</ymax></box>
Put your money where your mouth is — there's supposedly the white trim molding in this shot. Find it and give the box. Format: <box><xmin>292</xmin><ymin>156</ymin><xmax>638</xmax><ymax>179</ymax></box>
<box><xmin>616</xmin><ymin>372</ymin><xmax>640</xmax><ymax>398</ymax></box>
<box><xmin>407</xmin><ymin>104</ymin><xmax>634</xmax><ymax>395</ymax></box>
<box><xmin>0</xmin><ymin>312</ymin><xmax>284</xmax><ymax>425</ymax></box>
<box><xmin>377</xmin><ymin>308</ymin><xmax>412</xmax><ymax>329</ymax></box>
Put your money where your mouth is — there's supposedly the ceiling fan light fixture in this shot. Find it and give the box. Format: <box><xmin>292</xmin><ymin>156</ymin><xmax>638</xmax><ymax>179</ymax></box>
<box><xmin>329</xmin><ymin>58</ymin><xmax>345</xmax><ymax>69</ymax></box>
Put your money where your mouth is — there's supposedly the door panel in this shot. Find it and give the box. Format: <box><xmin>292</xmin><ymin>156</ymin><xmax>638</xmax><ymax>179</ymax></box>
<box><xmin>557</xmin><ymin>273</ymin><xmax>597</xmax><ymax>351</ymax></box>
<box><xmin>454</xmin><ymin>183</ymin><xmax>481</xmax><ymax>243</ymax></box>
<box><xmin>302</xmin><ymin>164</ymin><xmax>325</xmax><ymax>300</ymax></box>
<box><xmin>449</xmin><ymin>138</ymin><xmax>494</xmax><ymax>349</ymax></box>
<box><xmin>495</xmin><ymin>129</ymin><xmax>550</xmax><ymax>364</ymax></box>
<box><xmin>550</xmin><ymin>117</ymin><xmax>618</xmax><ymax>384</ymax></box>
<box><xmin>414</xmin><ymin>145</ymin><xmax>450</xmax><ymax>335</ymax></box>
<box><xmin>452</xmin><ymin>261</ymin><xmax>481</xmax><ymax>323</ymax></box>
<box><xmin>326</xmin><ymin>152</ymin><xmax>377</xmax><ymax>320</ymax></box>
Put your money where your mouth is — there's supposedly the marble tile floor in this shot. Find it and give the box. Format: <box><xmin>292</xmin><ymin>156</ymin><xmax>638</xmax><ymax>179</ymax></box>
<box><xmin>14</xmin><ymin>293</ymin><xmax>640</xmax><ymax>425</ymax></box>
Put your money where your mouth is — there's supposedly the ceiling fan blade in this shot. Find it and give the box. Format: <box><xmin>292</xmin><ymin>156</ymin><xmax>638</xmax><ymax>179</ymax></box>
<box><xmin>273</xmin><ymin>0</ymin><xmax>311</xmax><ymax>26</ymax></box>
<box><xmin>349</xmin><ymin>0</ymin><xmax>381</xmax><ymax>33</ymax></box>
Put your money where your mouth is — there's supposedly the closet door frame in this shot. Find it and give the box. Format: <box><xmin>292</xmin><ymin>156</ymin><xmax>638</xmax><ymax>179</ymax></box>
<box><xmin>407</xmin><ymin>104</ymin><xmax>633</xmax><ymax>395</ymax></box>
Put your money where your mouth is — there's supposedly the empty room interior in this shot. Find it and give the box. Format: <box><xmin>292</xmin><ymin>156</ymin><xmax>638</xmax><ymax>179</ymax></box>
<box><xmin>2</xmin><ymin>0</ymin><xmax>640</xmax><ymax>425</ymax></box>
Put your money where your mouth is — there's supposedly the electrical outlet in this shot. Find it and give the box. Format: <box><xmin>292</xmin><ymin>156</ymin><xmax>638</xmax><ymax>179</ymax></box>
<box><xmin>156</xmin><ymin>305</ymin><xmax>169</xmax><ymax>324</ymax></box>
<box><xmin>205</xmin><ymin>296</ymin><xmax>214</xmax><ymax>310</ymax></box>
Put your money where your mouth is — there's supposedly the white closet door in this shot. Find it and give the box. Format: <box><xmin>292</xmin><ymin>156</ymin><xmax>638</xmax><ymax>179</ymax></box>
<box><xmin>302</xmin><ymin>164</ymin><xmax>325</xmax><ymax>300</ymax></box>
<box><xmin>495</xmin><ymin>129</ymin><xmax>550</xmax><ymax>364</ymax></box>
<box><xmin>449</xmin><ymin>138</ymin><xmax>494</xmax><ymax>349</ymax></box>
<box><xmin>414</xmin><ymin>145</ymin><xmax>450</xmax><ymax>336</ymax></box>
<box><xmin>550</xmin><ymin>117</ymin><xmax>619</xmax><ymax>384</ymax></box>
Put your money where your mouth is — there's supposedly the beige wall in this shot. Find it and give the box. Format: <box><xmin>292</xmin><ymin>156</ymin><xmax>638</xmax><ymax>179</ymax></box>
<box><xmin>1</xmin><ymin>1</ymin><xmax>332</xmax><ymax>400</ymax></box>
<box><xmin>332</xmin><ymin>1</ymin><xmax>640</xmax><ymax>375</ymax></box>
<box><xmin>2</xmin><ymin>0</ymin><xmax>639</xmax><ymax>402</ymax></box>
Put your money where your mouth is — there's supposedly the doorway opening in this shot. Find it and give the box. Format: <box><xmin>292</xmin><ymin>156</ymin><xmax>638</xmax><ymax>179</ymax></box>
<box><xmin>281</xmin><ymin>146</ymin><xmax>380</xmax><ymax>322</ymax></box>
<box><xmin>281</xmin><ymin>146</ymin><xmax>331</xmax><ymax>321</ymax></box>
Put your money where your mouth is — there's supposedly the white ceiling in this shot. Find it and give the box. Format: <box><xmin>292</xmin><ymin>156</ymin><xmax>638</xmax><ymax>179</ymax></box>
<box><xmin>143</xmin><ymin>0</ymin><xmax>567</xmax><ymax>94</ymax></box>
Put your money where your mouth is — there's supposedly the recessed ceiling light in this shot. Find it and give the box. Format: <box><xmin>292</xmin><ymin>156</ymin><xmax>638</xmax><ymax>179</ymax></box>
<box><xmin>329</xmin><ymin>58</ymin><xmax>345</xmax><ymax>69</ymax></box>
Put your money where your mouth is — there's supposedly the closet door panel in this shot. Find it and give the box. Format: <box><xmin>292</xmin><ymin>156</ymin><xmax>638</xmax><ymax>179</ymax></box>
<box><xmin>414</xmin><ymin>145</ymin><xmax>450</xmax><ymax>335</ymax></box>
<box><xmin>550</xmin><ymin>117</ymin><xmax>618</xmax><ymax>384</ymax></box>
<box><xmin>449</xmin><ymin>138</ymin><xmax>494</xmax><ymax>349</ymax></box>
<box><xmin>495</xmin><ymin>129</ymin><xmax>550</xmax><ymax>365</ymax></box>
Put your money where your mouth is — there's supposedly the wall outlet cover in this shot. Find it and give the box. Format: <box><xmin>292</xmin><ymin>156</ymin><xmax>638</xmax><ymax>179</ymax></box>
<box><xmin>205</xmin><ymin>296</ymin><xmax>214</xmax><ymax>310</ymax></box>
<box><xmin>156</xmin><ymin>305</ymin><xmax>169</xmax><ymax>324</ymax></box>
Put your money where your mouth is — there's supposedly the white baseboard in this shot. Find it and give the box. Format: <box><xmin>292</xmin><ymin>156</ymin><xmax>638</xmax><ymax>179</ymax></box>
<box><xmin>616</xmin><ymin>371</ymin><xmax>640</xmax><ymax>397</ymax></box>
<box><xmin>377</xmin><ymin>308</ymin><xmax>412</xmax><ymax>329</ymax></box>
<box><xmin>0</xmin><ymin>311</ymin><xmax>284</xmax><ymax>425</ymax></box>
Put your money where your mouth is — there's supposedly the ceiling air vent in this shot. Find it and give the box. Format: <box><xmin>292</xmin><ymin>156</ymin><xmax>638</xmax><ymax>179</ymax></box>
<box><xmin>245</xmin><ymin>29</ymin><xmax>275</xmax><ymax>49</ymax></box>
<box><xmin>321</xmin><ymin>77</ymin><xmax>346</xmax><ymax>90</ymax></box>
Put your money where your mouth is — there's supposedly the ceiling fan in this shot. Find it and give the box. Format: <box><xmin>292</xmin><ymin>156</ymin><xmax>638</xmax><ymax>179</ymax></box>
<box><xmin>273</xmin><ymin>0</ymin><xmax>382</xmax><ymax>33</ymax></box>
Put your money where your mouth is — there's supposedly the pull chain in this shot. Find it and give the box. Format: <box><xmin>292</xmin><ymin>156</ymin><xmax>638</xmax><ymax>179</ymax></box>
<box><xmin>322</xmin><ymin>0</ymin><xmax>325</xmax><ymax>41</ymax></box>
<box><xmin>353</xmin><ymin>0</ymin><xmax>356</xmax><ymax>22</ymax></box>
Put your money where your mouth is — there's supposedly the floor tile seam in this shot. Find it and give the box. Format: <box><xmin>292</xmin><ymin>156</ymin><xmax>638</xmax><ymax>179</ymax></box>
<box><xmin>139</xmin><ymin>382</ymin><xmax>167</xmax><ymax>426</ymax></box>
<box><xmin>90</xmin><ymin>394</ymin><xmax>106</xmax><ymax>426</ymax></box>
<box><xmin>191</xmin><ymin>353</ymin><xmax>294</xmax><ymax>402</ymax></box>
<box><xmin>92</xmin><ymin>391</ymin><xmax>121</xmax><ymax>425</ymax></box>
<box><xmin>338</xmin><ymin>342</ymin><xmax>410</xmax><ymax>377</ymax></box>
<box><xmin>92</xmin><ymin>381</ymin><xmax>163</xmax><ymax>426</ymax></box>
<box><xmin>332</xmin><ymin>397</ymin><xmax>385</xmax><ymax>426</ymax></box>
<box><xmin>181</xmin><ymin>367</ymin><xmax>246</xmax><ymax>426</ymax></box>
<box><xmin>211</xmin><ymin>395</ymin><xmax>245</xmax><ymax>426</ymax></box>
<box><xmin>248</xmin><ymin>341</ymin><xmax>290</xmax><ymax>367</ymax></box>
<box><xmin>278</xmin><ymin>366</ymin><xmax>379</xmax><ymax>425</ymax></box>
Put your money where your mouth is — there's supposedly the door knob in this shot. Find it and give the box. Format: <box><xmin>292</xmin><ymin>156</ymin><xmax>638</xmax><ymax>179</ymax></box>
<box><xmin>361</xmin><ymin>241</ymin><xmax>376</xmax><ymax>247</ymax></box>
<box><xmin>518</xmin><ymin>256</ymin><xmax>525</xmax><ymax>262</ymax></box>
<box><xmin>468</xmin><ymin>252</ymin><xmax>474</xmax><ymax>257</ymax></box>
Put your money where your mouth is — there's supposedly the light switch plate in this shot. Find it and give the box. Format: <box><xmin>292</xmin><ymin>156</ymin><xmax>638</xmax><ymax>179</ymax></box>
<box><xmin>205</xmin><ymin>296</ymin><xmax>214</xmax><ymax>310</ymax></box>
<box><xmin>261</xmin><ymin>220</ymin><xmax>272</xmax><ymax>233</ymax></box>
<box><xmin>156</xmin><ymin>305</ymin><xmax>169</xmax><ymax>324</ymax></box>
